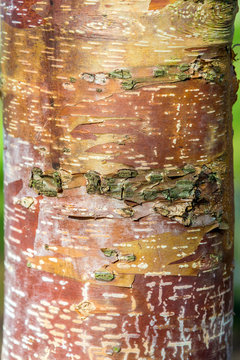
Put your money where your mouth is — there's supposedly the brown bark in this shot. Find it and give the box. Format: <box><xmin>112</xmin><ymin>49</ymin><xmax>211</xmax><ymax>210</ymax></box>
<box><xmin>1</xmin><ymin>0</ymin><xmax>238</xmax><ymax>359</ymax></box>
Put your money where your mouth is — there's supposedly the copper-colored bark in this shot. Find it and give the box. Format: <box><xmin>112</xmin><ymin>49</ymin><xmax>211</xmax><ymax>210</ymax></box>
<box><xmin>1</xmin><ymin>0</ymin><xmax>238</xmax><ymax>359</ymax></box>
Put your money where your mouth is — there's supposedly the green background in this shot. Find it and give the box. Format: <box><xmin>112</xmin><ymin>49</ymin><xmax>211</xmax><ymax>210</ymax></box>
<box><xmin>0</xmin><ymin>11</ymin><xmax>240</xmax><ymax>356</ymax></box>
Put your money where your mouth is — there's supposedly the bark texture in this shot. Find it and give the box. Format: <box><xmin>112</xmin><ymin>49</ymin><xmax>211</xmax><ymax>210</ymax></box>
<box><xmin>0</xmin><ymin>0</ymin><xmax>238</xmax><ymax>359</ymax></box>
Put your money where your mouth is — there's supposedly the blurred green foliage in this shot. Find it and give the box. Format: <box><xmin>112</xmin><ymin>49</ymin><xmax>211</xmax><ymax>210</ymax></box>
<box><xmin>233</xmin><ymin>14</ymin><xmax>240</xmax><ymax>304</ymax></box>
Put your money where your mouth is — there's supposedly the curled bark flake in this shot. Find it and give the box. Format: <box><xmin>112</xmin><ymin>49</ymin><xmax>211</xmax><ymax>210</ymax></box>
<box><xmin>29</xmin><ymin>167</ymin><xmax>62</xmax><ymax>197</ymax></box>
<box><xmin>17</xmin><ymin>196</ymin><xmax>35</xmax><ymax>209</ymax></box>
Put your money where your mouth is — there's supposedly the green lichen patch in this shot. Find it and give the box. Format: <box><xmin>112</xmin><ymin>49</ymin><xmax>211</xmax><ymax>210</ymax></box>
<box><xmin>109</xmin><ymin>69</ymin><xmax>132</xmax><ymax>79</ymax></box>
<box><xmin>121</xmin><ymin>79</ymin><xmax>137</xmax><ymax>90</ymax></box>
<box><xmin>29</xmin><ymin>167</ymin><xmax>62</xmax><ymax>197</ymax></box>
<box><xmin>183</xmin><ymin>0</ymin><xmax>204</xmax><ymax>4</ymax></box>
<box><xmin>83</xmin><ymin>162</ymin><xmax>224</xmax><ymax>228</ymax></box>
<box><xmin>183</xmin><ymin>164</ymin><xmax>196</xmax><ymax>174</ymax></box>
<box><xmin>178</xmin><ymin>73</ymin><xmax>191</xmax><ymax>81</ymax></box>
<box><xmin>166</xmin><ymin>169</ymin><xmax>186</xmax><ymax>178</ymax></box>
<box><xmin>117</xmin><ymin>169</ymin><xmax>138</xmax><ymax>179</ymax></box>
<box><xmin>108</xmin><ymin>54</ymin><xmax>227</xmax><ymax>92</ymax></box>
<box><xmin>196</xmin><ymin>166</ymin><xmax>222</xmax><ymax>189</ymax></box>
<box><xmin>141</xmin><ymin>189</ymin><xmax>159</xmax><ymax>201</ymax></box>
<box><xmin>85</xmin><ymin>167</ymin><xmax>193</xmax><ymax>202</ymax></box>
<box><xmin>119</xmin><ymin>254</ymin><xmax>136</xmax><ymax>262</ymax></box>
<box><xmin>101</xmin><ymin>248</ymin><xmax>118</xmax><ymax>257</ymax></box>
<box><xmin>162</xmin><ymin>180</ymin><xmax>194</xmax><ymax>201</ymax></box>
<box><xmin>154</xmin><ymin>207</ymin><xmax>170</xmax><ymax>217</ymax></box>
<box><xmin>154</xmin><ymin>67</ymin><xmax>167</xmax><ymax>77</ymax></box>
<box><xmin>179</xmin><ymin>63</ymin><xmax>190</xmax><ymax>72</ymax></box>
<box><xmin>85</xmin><ymin>170</ymin><xmax>140</xmax><ymax>201</ymax></box>
<box><xmin>189</xmin><ymin>58</ymin><xmax>226</xmax><ymax>84</ymax></box>
<box><xmin>156</xmin><ymin>160</ymin><xmax>225</xmax><ymax>226</ymax></box>
<box><xmin>166</xmin><ymin>165</ymin><xmax>195</xmax><ymax>178</ymax></box>
<box><xmin>202</xmin><ymin>69</ymin><xmax>221</xmax><ymax>83</ymax></box>
<box><xmin>63</xmin><ymin>147</ymin><xmax>71</xmax><ymax>153</ymax></box>
<box><xmin>112</xmin><ymin>346</ymin><xmax>121</xmax><ymax>353</ymax></box>
<box><xmin>122</xmin><ymin>182</ymin><xmax>138</xmax><ymax>200</ymax></box>
<box><xmin>117</xmin><ymin>207</ymin><xmax>135</xmax><ymax>218</ymax></box>
<box><xmin>94</xmin><ymin>271</ymin><xmax>115</xmax><ymax>282</ymax></box>
<box><xmin>100</xmin><ymin>177</ymin><xmax>124</xmax><ymax>199</ymax></box>
<box><xmin>106</xmin><ymin>346</ymin><xmax>122</xmax><ymax>356</ymax></box>
<box><xmin>218</xmin><ymin>221</ymin><xmax>229</xmax><ymax>230</ymax></box>
<box><xmin>145</xmin><ymin>171</ymin><xmax>163</xmax><ymax>183</ymax></box>
<box><xmin>208</xmin><ymin>172</ymin><xmax>222</xmax><ymax>185</ymax></box>
<box><xmin>85</xmin><ymin>171</ymin><xmax>101</xmax><ymax>194</ymax></box>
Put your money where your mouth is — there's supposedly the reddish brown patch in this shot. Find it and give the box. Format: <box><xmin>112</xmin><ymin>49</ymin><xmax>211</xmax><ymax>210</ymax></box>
<box><xmin>2</xmin><ymin>0</ymin><xmax>44</xmax><ymax>28</ymax></box>
<box><xmin>149</xmin><ymin>0</ymin><xmax>175</xmax><ymax>10</ymax></box>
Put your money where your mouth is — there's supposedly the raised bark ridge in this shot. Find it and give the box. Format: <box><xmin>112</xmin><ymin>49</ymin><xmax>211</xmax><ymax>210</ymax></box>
<box><xmin>1</xmin><ymin>0</ymin><xmax>238</xmax><ymax>359</ymax></box>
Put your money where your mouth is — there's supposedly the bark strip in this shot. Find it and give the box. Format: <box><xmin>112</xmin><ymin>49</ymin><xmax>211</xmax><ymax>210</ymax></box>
<box><xmin>1</xmin><ymin>0</ymin><xmax>238</xmax><ymax>359</ymax></box>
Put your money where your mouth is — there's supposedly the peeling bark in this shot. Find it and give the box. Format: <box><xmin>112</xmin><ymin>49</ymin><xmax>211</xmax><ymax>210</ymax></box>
<box><xmin>1</xmin><ymin>0</ymin><xmax>238</xmax><ymax>359</ymax></box>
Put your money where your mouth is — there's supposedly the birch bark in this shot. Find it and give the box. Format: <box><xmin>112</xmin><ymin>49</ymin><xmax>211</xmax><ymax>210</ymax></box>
<box><xmin>1</xmin><ymin>0</ymin><xmax>238</xmax><ymax>359</ymax></box>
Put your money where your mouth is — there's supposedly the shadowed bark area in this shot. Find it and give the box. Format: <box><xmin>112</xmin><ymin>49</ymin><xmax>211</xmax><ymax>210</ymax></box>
<box><xmin>0</xmin><ymin>0</ymin><xmax>238</xmax><ymax>359</ymax></box>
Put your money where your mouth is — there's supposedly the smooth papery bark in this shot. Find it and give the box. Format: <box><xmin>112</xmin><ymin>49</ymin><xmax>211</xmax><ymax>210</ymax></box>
<box><xmin>0</xmin><ymin>0</ymin><xmax>238</xmax><ymax>359</ymax></box>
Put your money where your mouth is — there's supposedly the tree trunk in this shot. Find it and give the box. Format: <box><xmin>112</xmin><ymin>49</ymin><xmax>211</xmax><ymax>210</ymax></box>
<box><xmin>1</xmin><ymin>0</ymin><xmax>238</xmax><ymax>359</ymax></box>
